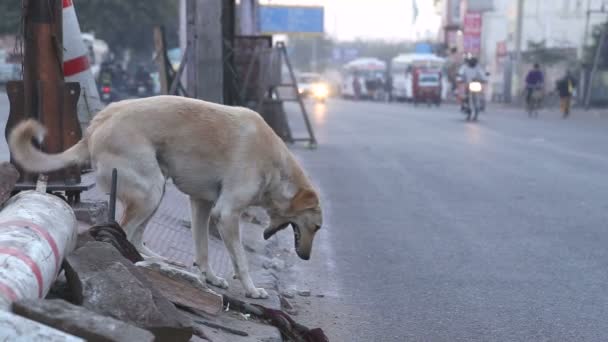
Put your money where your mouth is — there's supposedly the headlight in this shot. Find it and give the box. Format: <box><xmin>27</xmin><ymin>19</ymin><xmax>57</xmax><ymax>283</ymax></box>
<box><xmin>312</xmin><ymin>83</ymin><xmax>329</xmax><ymax>98</ymax></box>
<box><xmin>469</xmin><ymin>82</ymin><xmax>483</xmax><ymax>92</ymax></box>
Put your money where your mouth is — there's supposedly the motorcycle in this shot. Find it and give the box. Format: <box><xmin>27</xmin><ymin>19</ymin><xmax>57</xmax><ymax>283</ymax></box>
<box><xmin>100</xmin><ymin>84</ymin><xmax>113</xmax><ymax>104</ymax></box>
<box><xmin>461</xmin><ymin>79</ymin><xmax>485</xmax><ymax>121</ymax></box>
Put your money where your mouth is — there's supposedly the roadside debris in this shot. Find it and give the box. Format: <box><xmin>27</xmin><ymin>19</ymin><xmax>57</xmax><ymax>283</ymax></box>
<box><xmin>297</xmin><ymin>289</ymin><xmax>312</xmax><ymax>297</ymax></box>
<box><xmin>12</xmin><ymin>298</ymin><xmax>155</xmax><ymax>342</ymax></box>
<box><xmin>0</xmin><ymin>162</ymin><xmax>18</xmax><ymax>206</ymax></box>
<box><xmin>0</xmin><ymin>310</ymin><xmax>84</xmax><ymax>342</ymax></box>
<box><xmin>64</xmin><ymin>241</ymin><xmax>193</xmax><ymax>341</ymax></box>
<box><xmin>136</xmin><ymin>260</ymin><xmax>223</xmax><ymax>316</ymax></box>
<box><xmin>223</xmin><ymin>294</ymin><xmax>329</xmax><ymax>342</ymax></box>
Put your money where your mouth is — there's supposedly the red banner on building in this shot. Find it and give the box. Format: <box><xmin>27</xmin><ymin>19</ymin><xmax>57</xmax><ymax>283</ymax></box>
<box><xmin>463</xmin><ymin>12</ymin><xmax>482</xmax><ymax>55</ymax></box>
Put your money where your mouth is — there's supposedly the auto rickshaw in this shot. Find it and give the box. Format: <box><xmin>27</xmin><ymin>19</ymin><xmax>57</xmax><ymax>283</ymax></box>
<box><xmin>412</xmin><ymin>67</ymin><xmax>442</xmax><ymax>106</ymax></box>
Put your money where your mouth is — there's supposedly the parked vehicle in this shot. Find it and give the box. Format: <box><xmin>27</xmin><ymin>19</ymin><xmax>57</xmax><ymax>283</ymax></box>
<box><xmin>412</xmin><ymin>67</ymin><xmax>442</xmax><ymax>106</ymax></box>
<box><xmin>0</xmin><ymin>49</ymin><xmax>20</xmax><ymax>83</ymax></box>
<box><xmin>341</xmin><ymin>58</ymin><xmax>386</xmax><ymax>100</ymax></box>
<box><xmin>390</xmin><ymin>53</ymin><xmax>445</xmax><ymax>102</ymax></box>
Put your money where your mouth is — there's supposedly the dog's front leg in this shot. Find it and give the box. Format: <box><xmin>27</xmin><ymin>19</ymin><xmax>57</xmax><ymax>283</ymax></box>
<box><xmin>191</xmin><ymin>198</ymin><xmax>229</xmax><ymax>289</ymax></box>
<box><xmin>211</xmin><ymin>207</ymin><xmax>269</xmax><ymax>299</ymax></box>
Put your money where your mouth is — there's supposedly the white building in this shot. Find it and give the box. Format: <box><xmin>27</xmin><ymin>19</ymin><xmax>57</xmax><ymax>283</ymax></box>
<box><xmin>478</xmin><ymin>0</ymin><xmax>608</xmax><ymax>100</ymax></box>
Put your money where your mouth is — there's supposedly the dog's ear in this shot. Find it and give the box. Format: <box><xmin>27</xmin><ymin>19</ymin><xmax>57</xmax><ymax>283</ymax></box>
<box><xmin>290</xmin><ymin>188</ymin><xmax>319</xmax><ymax>212</ymax></box>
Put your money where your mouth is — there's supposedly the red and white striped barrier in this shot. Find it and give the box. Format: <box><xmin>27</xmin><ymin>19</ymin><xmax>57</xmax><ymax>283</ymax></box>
<box><xmin>63</xmin><ymin>0</ymin><xmax>103</xmax><ymax>128</ymax></box>
<box><xmin>0</xmin><ymin>191</ymin><xmax>77</xmax><ymax>309</ymax></box>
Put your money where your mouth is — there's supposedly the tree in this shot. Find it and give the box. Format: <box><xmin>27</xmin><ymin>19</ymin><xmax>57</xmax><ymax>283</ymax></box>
<box><xmin>582</xmin><ymin>21</ymin><xmax>608</xmax><ymax>68</ymax></box>
<box><xmin>0</xmin><ymin>0</ymin><xmax>179</xmax><ymax>56</ymax></box>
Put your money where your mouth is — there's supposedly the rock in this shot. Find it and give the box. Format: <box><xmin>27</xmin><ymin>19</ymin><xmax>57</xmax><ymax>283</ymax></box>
<box><xmin>281</xmin><ymin>288</ymin><xmax>296</xmax><ymax>299</ymax></box>
<box><xmin>64</xmin><ymin>242</ymin><xmax>193</xmax><ymax>342</ymax></box>
<box><xmin>262</xmin><ymin>258</ymin><xmax>285</xmax><ymax>271</ymax></box>
<box><xmin>71</xmin><ymin>201</ymin><xmax>109</xmax><ymax>225</ymax></box>
<box><xmin>297</xmin><ymin>289</ymin><xmax>311</xmax><ymax>297</ymax></box>
<box><xmin>279</xmin><ymin>296</ymin><xmax>298</xmax><ymax>316</ymax></box>
<box><xmin>0</xmin><ymin>162</ymin><xmax>19</xmax><ymax>206</ymax></box>
<box><xmin>12</xmin><ymin>299</ymin><xmax>155</xmax><ymax>342</ymax></box>
<box><xmin>0</xmin><ymin>310</ymin><xmax>83</xmax><ymax>341</ymax></box>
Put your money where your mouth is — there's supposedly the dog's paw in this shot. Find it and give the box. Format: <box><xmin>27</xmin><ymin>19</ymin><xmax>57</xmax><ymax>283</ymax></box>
<box><xmin>206</xmin><ymin>275</ymin><xmax>229</xmax><ymax>289</ymax></box>
<box><xmin>246</xmin><ymin>287</ymin><xmax>269</xmax><ymax>299</ymax></box>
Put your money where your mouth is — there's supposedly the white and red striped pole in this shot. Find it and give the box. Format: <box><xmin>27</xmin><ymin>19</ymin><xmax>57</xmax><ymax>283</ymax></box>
<box><xmin>0</xmin><ymin>191</ymin><xmax>77</xmax><ymax>309</ymax></box>
<box><xmin>62</xmin><ymin>0</ymin><xmax>103</xmax><ymax>129</ymax></box>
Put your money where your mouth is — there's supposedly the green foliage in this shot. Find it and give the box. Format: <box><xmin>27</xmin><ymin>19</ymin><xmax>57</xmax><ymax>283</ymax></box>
<box><xmin>0</xmin><ymin>0</ymin><xmax>179</xmax><ymax>54</ymax></box>
<box><xmin>0</xmin><ymin>0</ymin><xmax>22</xmax><ymax>35</ymax></box>
<box><xmin>582</xmin><ymin>21</ymin><xmax>608</xmax><ymax>67</ymax></box>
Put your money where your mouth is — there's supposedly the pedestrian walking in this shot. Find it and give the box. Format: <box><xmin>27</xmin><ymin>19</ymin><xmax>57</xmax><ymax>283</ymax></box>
<box><xmin>556</xmin><ymin>71</ymin><xmax>577</xmax><ymax>118</ymax></box>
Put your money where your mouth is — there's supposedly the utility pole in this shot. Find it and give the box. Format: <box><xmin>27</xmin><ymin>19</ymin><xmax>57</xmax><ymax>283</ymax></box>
<box><xmin>186</xmin><ymin>0</ymin><xmax>235</xmax><ymax>104</ymax></box>
<box><xmin>511</xmin><ymin>0</ymin><xmax>525</xmax><ymax>103</ymax></box>
<box><xmin>239</xmin><ymin>0</ymin><xmax>258</xmax><ymax>35</ymax></box>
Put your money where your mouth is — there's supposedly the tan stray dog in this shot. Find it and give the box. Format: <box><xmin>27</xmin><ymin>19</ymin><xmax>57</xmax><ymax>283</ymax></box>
<box><xmin>9</xmin><ymin>95</ymin><xmax>323</xmax><ymax>299</ymax></box>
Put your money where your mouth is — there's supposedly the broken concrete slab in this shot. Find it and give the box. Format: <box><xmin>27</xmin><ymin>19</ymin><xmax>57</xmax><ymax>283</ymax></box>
<box><xmin>64</xmin><ymin>242</ymin><xmax>193</xmax><ymax>342</ymax></box>
<box><xmin>136</xmin><ymin>261</ymin><xmax>223</xmax><ymax>316</ymax></box>
<box><xmin>0</xmin><ymin>309</ymin><xmax>83</xmax><ymax>341</ymax></box>
<box><xmin>183</xmin><ymin>310</ymin><xmax>282</xmax><ymax>342</ymax></box>
<box><xmin>12</xmin><ymin>298</ymin><xmax>155</xmax><ymax>342</ymax></box>
<box><xmin>71</xmin><ymin>201</ymin><xmax>108</xmax><ymax>225</ymax></box>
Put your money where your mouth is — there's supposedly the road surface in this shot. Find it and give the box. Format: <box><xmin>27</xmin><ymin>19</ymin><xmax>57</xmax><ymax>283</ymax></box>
<box><xmin>3</xmin><ymin>91</ymin><xmax>608</xmax><ymax>341</ymax></box>
<box><xmin>285</xmin><ymin>99</ymin><xmax>608</xmax><ymax>342</ymax></box>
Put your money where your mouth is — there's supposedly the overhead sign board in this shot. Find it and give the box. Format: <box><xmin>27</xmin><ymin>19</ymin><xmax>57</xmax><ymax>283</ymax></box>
<box><xmin>463</xmin><ymin>12</ymin><xmax>482</xmax><ymax>54</ymax></box>
<box><xmin>258</xmin><ymin>5</ymin><xmax>324</xmax><ymax>34</ymax></box>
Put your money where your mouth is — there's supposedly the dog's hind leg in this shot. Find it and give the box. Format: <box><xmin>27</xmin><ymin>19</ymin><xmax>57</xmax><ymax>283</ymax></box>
<box><xmin>190</xmin><ymin>198</ymin><xmax>229</xmax><ymax>289</ymax></box>
<box><xmin>99</xmin><ymin>155</ymin><xmax>167</xmax><ymax>260</ymax></box>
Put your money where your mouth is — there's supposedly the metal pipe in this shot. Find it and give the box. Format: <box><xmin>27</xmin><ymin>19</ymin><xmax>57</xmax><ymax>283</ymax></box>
<box><xmin>0</xmin><ymin>191</ymin><xmax>77</xmax><ymax>309</ymax></box>
<box><xmin>109</xmin><ymin>168</ymin><xmax>117</xmax><ymax>222</ymax></box>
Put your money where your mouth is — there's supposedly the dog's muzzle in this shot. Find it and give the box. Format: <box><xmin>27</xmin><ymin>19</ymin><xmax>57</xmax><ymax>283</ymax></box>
<box><xmin>264</xmin><ymin>222</ymin><xmax>310</xmax><ymax>260</ymax></box>
<box><xmin>263</xmin><ymin>222</ymin><xmax>291</xmax><ymax>240</ymax></box>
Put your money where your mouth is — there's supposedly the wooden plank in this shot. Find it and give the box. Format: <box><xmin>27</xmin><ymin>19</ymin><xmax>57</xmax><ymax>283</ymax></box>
<box><xmin>138</xmin><ymin>264</ymin><xmax>223</xmax><ymax>316</ymax></box>
<box><xmin>0</xmin><ymin>162</ymin><xmax>19</xmax><ymax>206</ymax></box>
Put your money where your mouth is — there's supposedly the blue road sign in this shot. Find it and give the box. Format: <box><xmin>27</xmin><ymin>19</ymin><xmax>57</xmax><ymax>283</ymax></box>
<box><xmin>258</xmin><ymin>5</ymin><xmax>324</xmax><ymax>34</ymax></box>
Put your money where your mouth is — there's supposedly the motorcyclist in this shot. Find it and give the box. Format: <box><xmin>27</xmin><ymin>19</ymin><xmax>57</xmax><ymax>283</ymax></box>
<box><xmin>525</xmin><ymin>63</ymin><xmax>544</xmax><ymax>105</ymax></box>
<box><xmin>457</xmin><ymin>53</ymin><xmax>487</xmax><ymax>84</ymax></box>
<box><xmin>457</xmin><ymin>53</ymin><xmax>487</xmax><ymax>111</ymax></box>
<box><xmin>98</xmin><ymin>60</ymin><xmax>113</xmax><ymax>87</ymax></box>
<box><xmin>134</xmin><ymin>64</ymin><xmax>153</xmax><ymax>93</ymax></box>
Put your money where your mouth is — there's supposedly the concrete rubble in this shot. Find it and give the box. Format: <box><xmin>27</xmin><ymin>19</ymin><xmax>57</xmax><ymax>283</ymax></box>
<box><xmin>12</xmin><ymin>299</ymin><xmax>155</xmax><ymax>342</ymax></box>
<box><xmin>64</xmin><ymin>241</ymin><xmax>194</xmax><ymax>342</ymax></box>
<box><xmin>0</xmin><ymin>165</ymin><xmax>328</xmax><ymax>341</ymax></box>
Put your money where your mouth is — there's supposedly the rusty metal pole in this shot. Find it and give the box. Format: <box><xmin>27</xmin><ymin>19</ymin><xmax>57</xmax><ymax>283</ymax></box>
<box><xmin>7</xmin><ymin>0</ymin><xmax>89</xmax><ymax>198</ymax></box>
<box><xmin>23</xmin><ymin>0</ymin><xmax>64</xmax><ymax>164</ymax></box>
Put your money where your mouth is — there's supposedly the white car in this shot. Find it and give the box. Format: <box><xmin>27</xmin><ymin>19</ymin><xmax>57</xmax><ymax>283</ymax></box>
<box><xmin>296</xmin><ymin>72</ymin><xmax>329</xmax><ymax>103</ymax></box>
<box><xmin>0</xmin><ymin>50</ymin><xmax>19</xmax><ymax>84</ymax></box>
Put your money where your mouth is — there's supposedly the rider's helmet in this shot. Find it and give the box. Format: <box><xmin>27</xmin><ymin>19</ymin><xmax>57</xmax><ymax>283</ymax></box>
<box><xmin>465</xmin><ymin>53</ymin><xmax>478</xmax><ymax>68</ymax></box>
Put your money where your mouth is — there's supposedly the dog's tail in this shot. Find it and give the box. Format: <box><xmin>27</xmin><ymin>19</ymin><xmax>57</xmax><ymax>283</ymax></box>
<box><xmin>8</xmin><ymin>119</ymin><xmax>90</xmax><ymax>173</ymax></box>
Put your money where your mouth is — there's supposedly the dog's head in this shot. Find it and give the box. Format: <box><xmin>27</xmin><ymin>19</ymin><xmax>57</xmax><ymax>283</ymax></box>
<box><xmin>263</xmin><ymin>188</ymin><xmax>322</xmax><ymax>260</ymax></box>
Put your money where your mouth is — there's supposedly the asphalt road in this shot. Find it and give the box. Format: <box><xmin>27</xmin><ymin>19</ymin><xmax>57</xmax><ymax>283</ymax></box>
<box><xmin>285</xmin><ymin>99</ymin><xmax>608</xmax><ymax>341</ymax></box>
<box><xmin>3</xmin><ymin>90</ymin><xmax>608</xmax><ymax>341</ymax></box>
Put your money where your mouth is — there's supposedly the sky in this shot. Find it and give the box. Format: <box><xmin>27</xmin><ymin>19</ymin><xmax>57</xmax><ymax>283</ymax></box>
<box><xmin>258</xmin><ymin>0</ymin><xmax>441</xmax><ymax>41</ymax></box>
